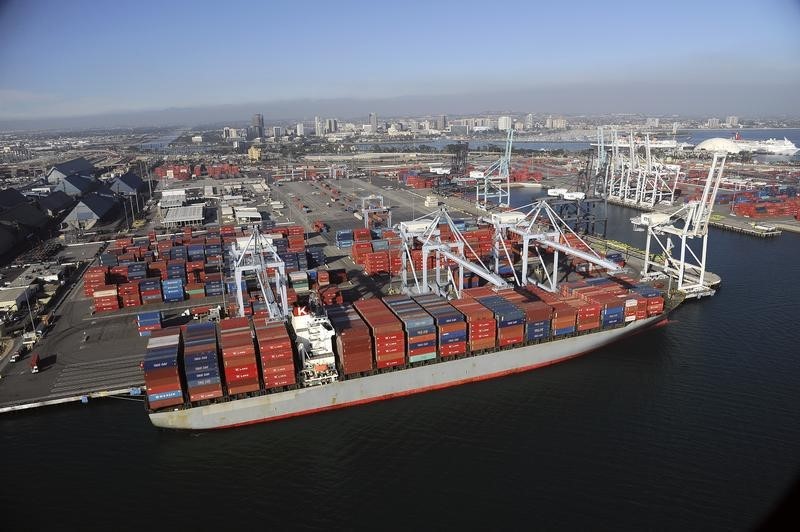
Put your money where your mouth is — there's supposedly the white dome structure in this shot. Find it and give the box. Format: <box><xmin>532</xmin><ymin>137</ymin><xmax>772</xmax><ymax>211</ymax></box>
<box><xmin>694</xmin><ymin>137</ymin><xmax>741</xmax><ymax>154</ymax></box>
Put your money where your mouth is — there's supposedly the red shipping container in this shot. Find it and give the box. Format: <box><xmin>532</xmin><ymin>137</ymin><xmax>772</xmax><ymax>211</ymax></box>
<box><xmin>228</xmin><ymin>383</ymin><xmax>260</xmax><ymax>395</ymax></box>
<box><xmin>440</xmin><ymin>342</ymin><xmax>467</xmax><ymax>357</ymax></box>
<box><xmin>377</xmin><ymin>357</ymin><xmax>404</xmax><ymax>369</ymax></box>
<box><xmin>262</xmin><ymin>362</ymin><xmax>295</xmax><ymax>376</ymax></box>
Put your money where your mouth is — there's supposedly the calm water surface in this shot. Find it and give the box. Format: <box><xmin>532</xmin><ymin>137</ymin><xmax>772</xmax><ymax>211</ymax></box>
<box><xmin>1</xmin><ymin>201</ymin><xmax>799</xmax><ymax>531</ymax></box>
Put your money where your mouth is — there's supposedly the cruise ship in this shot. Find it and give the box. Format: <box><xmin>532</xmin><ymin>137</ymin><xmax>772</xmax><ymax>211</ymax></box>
<box><xmin>591</xmin><ymin>136</ymin><xmax>693</xmax><ymax>150</ymax></box>
<box><xmin>735</xmin><ymin>134</ymin><xmax>799</xmax><ymax>155</ymax></box>
<box><xmin>695</xmin><ymin>133</ymin><xmax>800</xmax><ymax>156</ymax></box>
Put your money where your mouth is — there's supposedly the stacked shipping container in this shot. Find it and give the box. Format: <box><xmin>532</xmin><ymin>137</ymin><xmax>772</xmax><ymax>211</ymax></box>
<box><xmin>413</xmin><ymin>294</ymin><xmax>468</xmax><ymax>358</ymax></box>
<box><xmin>137</xmin><ymin>311</ymin><xmax>162</xmax><ymax>337</ymax></box>
<box><xmin>253</xmin><ymin>319</ymin><xmax>297</xmax><ymax>388</ymax></box>
<box><xmin>143</xmin><ymin>330</ymin><xmax>184</xmax><ymax>409</ymax></box>
<box><xmin>449</xmin><ymin>297</ymin><xmax>497</xmax><ymax>351</ymax></box>
<box><xmin>219</xmin><ymin>317</ymin><xmax>260</xmax><ymax>394</ymax></box>
<box><xmin>327</xmin><ymin>305</ymin><xmax>373</xmax><ymax>375</ymax></box>
<box><xmin>353</xmin><ymin>299</ymin><xmax>406</xmax><ymax>368</ymax></box>
<box><xmin>182</xmin><ymin>322</ymin><xmax>223</xmax><ymax>402</ymax></box>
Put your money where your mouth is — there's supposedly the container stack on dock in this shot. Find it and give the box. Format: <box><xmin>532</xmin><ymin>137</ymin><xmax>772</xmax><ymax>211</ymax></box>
<box><xmin>136</xmin><ymin>311</ymin><xmax>162</xmax><ymax>336</ymax></box>
<box><xmin>143</xmin><ymin>330</ymin><xmax>184</xmax><ymax>410</ymax></box>
<box><xmin>162</xmin><ymin>278</ymin><xmax>184</xmax><ymax>302</ymax></box>
<box><xmin>92</xmin><ymin>284</ymin><xmax>120</xmax><ymax>313</ymax></box>
<box><xmin>353</xmin><ymin>298</ymin><xmax>407</xmax><ymax>368</ymax></box>
<box><xmin>306</xmin><ymin>246</ymin><xmax>326</xmax><ymax>268</ymax></box>
<box><xmin>253</xmin><ymin>319</ymin><xmax>296</xmax><ymax>389</ymax></box>
<box><xmin>335</xmin><ymin>229</ymin><xmax>353</xmax><ymax>249</ymax></box>
<box><xmin>328</xmin><ymin>305</ymin><xmax>373</xmax><ymax>375</ymax></box>
<box><xmin>139</xmin><ymin>278</ymin><xmax>162</xmax><ymax>305</ymax></box>
<box><xmin>382</xmin><ymin>295</ymin><xmax>437</xmax><ymax>364</ymax></box>
<box><xmin>413</xmin><ymin>294</ymin><xmax>468</xmax><ymax>358</ymax></box>
<box><xmin>219</xmin><ymin>317</ymin><xmax>260</xmax><ymax>395</ymax></box>
<box><xmin>119</xmin><ymin>282</ymin><xmax>141</xmax><ymax>308</ymax></box>
<box><xmin>182</xmin><ymin>322</ymin><xmax>223</xmax><ymax>402</ymax></box>
<box><xmin>289</xmin><ymin>271</ymin><xmax>310</xmax><ymax>293</ymax></box>
<box><xmin>83</xmin><ymin>266</ymin><xmax>109</xmax><ymax>297</ymax></box>
<box><xmin>318</xmin><ymin>285</ymin><xmax>343</xmax><ymax>306</ymax></box>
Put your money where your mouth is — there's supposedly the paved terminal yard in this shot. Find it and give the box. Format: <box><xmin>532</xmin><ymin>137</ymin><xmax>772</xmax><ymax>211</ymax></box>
<box><xmin>0</xmin><ymin>261</ymin><xmax>226</xmax><ymax>413</ymax></box>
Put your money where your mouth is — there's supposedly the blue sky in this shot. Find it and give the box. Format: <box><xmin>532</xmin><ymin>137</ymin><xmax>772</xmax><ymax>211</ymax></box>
<box><xmin>0</xmin><ymin>0</ymin><xmax>799</xmax><ymax>120</ymax></box>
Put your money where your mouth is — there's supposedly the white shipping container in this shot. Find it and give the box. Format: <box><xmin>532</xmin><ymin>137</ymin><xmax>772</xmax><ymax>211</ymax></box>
<box><xmin>93</xmin><ymin>289</ymin><xmax>118</xmax><ymax>298</ymax></box>
<box><xmin>147</xmin><ymin>335</ymin><xmax>180</xmax><ymax>348</ymax></box>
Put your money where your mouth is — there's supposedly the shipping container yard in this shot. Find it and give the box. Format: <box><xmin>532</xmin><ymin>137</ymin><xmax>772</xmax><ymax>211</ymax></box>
<box><xmin>0</xmin><ymin>154</ymin><xmax>724</xmax><ymax>426</ymax></box>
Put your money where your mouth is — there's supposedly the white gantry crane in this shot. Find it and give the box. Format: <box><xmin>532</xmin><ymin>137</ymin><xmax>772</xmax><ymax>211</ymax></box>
<box><xmin>230</xmin><ymin>227</ymin><xmax>289</xmax><ymax>319</ymax></box>
<box><xmin>231</xmin><ymin>227</ymin><xmax>339</xmax><ymax>387</ymax></box>
<box><xmin>631</xmin><ymin>152</ymin><xmax>726</xmax><ymax>298</ymax></box>
<box><xmin>473</xmin><ymin>128</ymin><xmax>514</xmax><ymax>210</ymax></box>
<box><xmin>360</xmin><ymin>194</ymin><xmax>392</xmax><ymax>230</ymax></box>
<box><xmin>396</xmin><ymin>206</ymin><xmax>509</xmax><ymax>298</ymax></box>
<box><xmin>484</xmin><ymin>200</ymin><xmax>623</xmax><ymax>292</ymax></box>
<box><xmin>394</xmin><ymin>202</ymin><xmax>624</xmax><ymax>298</ymax></box>
<box><xmin>603</xmin><ymin>129</ymin><xmax>680</xmax><ymax>208</ymax></box>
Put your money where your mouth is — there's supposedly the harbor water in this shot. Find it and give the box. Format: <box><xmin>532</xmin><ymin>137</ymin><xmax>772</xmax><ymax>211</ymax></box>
<box><xmin>1</xmin><ymin>202</ymin><xmax>799</xmax><ymax>530</ymax></box>
<box><xmin>359</xmin><ymin>128</ymin><xmax>800</xmax><ymax>162</ymax></box>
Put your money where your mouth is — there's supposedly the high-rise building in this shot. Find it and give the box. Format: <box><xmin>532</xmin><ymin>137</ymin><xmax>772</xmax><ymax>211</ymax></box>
<box><xmin>251</xmin><ymin>113</ymin><xmax>265</xmax><ymax>138</ymax></box>
<box><xmin>545</xmin><ymin>116</ymin><xmax>553</xmax><ymax>129</ymax></box>
<box><xmin>552</xmin><ymin>118</ymin><xmax>567</xmax><ymax>129</ymax></box>
<box><xmin>726</xmin><ymin>116</ymin><xmax>738</xmax><ymax>127</ymax></box>
<box><xmin>296</xmin><ymin>123</ymin><xmax>304</xmax><ymax>136</ymax></box>
<box><xmin>369</xmin><ymin>112</ymin><xmax>378</xmax><ymax>133</ymax></box>
<box><xmin>325</xmin><ymin>118</ymin><xmax>338</xmax><ymax>133</ymax></box>
<box><xmin>497</xmin><ymin>116</ymin><xmax>512</xmax><ymax>131</ymax></box>
<box><xmin>707</xmin><ymin>118</ymin><xmax>720</xmax><ymax>128</ymax></box>
<box><xmin>437</xmin><ymin>114</ymin><xmax>447</xmax><ymax>130</ymax></box>
<box><xmin>646</xmin><ymin>117</ymin><xmax>660</xmax><ymax>128</ymax></box>
<box><xmin>513</xmin><ymin>121</ymin><xmax>524</xmax><ymax>131</ymax></box>
<box><xmin>525</xmin><ymin>113</ymin><xmax>534</xmax><ymax>130</ymax></box>
<box><xmin>450</xmin><ymin>124</ymin><xmax>470</xmax><ymax>136</ymax></box>
<box><xmin>314</xmin><ymin>116</ymin><xmax>323</xmax><ymax>136</ymax></box>
<box><xmin>273</xmin><ymin>126</ymin><xmax>283</xmax><ymax>138</ymax></box>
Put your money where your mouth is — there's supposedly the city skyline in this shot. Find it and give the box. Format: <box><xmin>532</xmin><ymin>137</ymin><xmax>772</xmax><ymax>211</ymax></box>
<box><xmin>0</xmin><ymin>0</ymin><xmax>799</xmax><ymax>125</ymax></box>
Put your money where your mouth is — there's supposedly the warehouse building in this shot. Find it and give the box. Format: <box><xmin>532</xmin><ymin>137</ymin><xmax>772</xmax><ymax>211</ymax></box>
<box><xmin>0</xmin><ymin>285</ymin><xmax>39</xmax><ymax>312</ymax></box>
<box><xmin>37</xmin><ymin>191</ymin><xmax>75</xmax><ymax>217</ymax></box>
<box><xmin>54</xmin><ymin>174</ymin><xmax>96</xmax><ymax>198</ymax></box>
<box><xmin>109</xmin><ymin>171</ymin><xmax>144</xmax><ymax>196</ymax></box>
<box><xmin>46</xmin><ymin>157</ymin><xmax>97</xmax><ymax>185</ymax></box>
<box><xmin>61</xmin><ymin>193</ymin><xmax>119</xmax><ymax>231</ymax></box>
<box><xmin>234</xmin><ymin>206</ymin><xmax>262</xmax><ymax>223</ymax></box>
<box><xmin>161</xmin><ymin>205</ymin><xmax>205</xmax><ymax>228</ymax></box>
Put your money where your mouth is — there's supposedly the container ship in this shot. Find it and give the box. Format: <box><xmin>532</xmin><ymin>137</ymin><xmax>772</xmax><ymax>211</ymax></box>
<box><xmin>143</xmin><ymin>222</ymin><xmax>675</xmax><ymax>430</ymax></box>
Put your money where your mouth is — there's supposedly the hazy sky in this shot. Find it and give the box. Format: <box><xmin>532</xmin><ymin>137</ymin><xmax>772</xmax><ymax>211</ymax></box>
<box><xmin>0</xmin><ymin>0</ymin><xmax>799</xmax><ymax>123</ymax></box>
